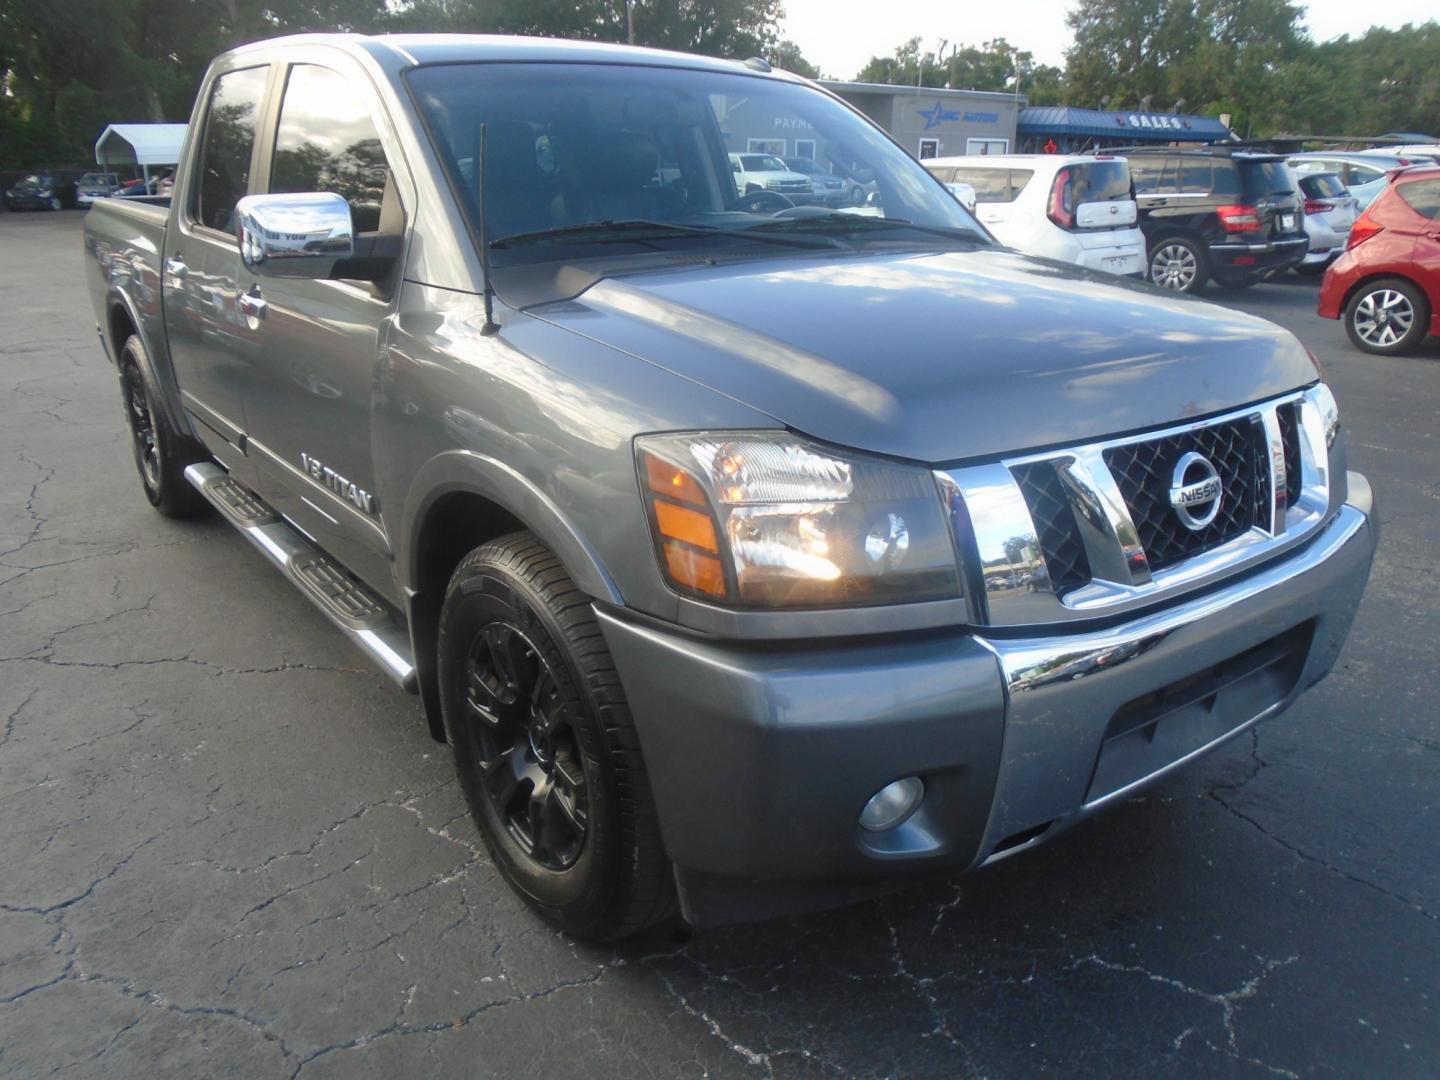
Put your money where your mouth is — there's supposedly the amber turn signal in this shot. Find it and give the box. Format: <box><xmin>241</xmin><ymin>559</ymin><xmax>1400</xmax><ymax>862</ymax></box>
<box><xmin>641</xmin><ymin>450</ymin><xmax>730</xmax><ymax>600</ymax></box>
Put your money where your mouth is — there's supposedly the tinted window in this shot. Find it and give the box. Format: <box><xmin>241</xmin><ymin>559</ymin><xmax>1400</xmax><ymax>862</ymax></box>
<box><xmin>1396</xmin><ymin>178</ymin><xmax>1440</xmax><ymax>219</ymax></box>
<box><xmin>1073</xmin><ymin>161</ymin><xmax>1131</xmax><ymax>201</ymax></box>
<box><xmin>1348</xmin><ymin>163</ymin><xmax>1385</xmax><ymax>184</ymax></box>
<box><xmin>1129</xmin><ymin>157</ymin><xmax>1171</xmax><ymax>194</ymax></box>
<box><xmin>1211</xmin><ymin>163</ymin><xmax>1242</xmax><ymax>197</ymax></box>
<box><xmin>1240</xmin><ymin>161</ymin><xmax>1292</xmax><ymax>198</ymax></box>
<box><xmin>1299</xmin><ymin>173</ymin><xmax>1346</xmax><ymax>199</ymax></box>
<box><xmin>195</xmin><ymin>66</ymin><xmax>268</xmax><ymax>233</ymax></box>
<box><xmin>271</xmin><ymin>65</ymin><xmax>392</xmax><ymax>232</ymax></box>
<box><xmin>1174</xmin><ymin>160</ymin><xmax>1212</xmax><ymax>194</ymax></box>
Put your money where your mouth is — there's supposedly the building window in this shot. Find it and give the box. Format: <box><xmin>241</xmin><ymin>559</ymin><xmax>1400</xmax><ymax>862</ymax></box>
<box><xmin>918</xmin><ymin>138</ymin><xmax>939</xmax><ymax>160</ymax></box>
<box><xmin>793</xmin><ymin>138</ymin><xmax>817</xmax><ymax>161</ymax></box>
<box><xmin>746</xmin><ymin>138</ymin><xmax>786</xmax><ymax>155</ymax></box>
<box><xmin>967</xmin><ymin>138</ymin><xmax>1009</xmax><ymax>156</ymax></box>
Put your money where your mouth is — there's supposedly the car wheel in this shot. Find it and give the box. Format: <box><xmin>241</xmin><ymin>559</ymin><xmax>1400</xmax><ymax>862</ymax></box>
<box><xmin>437</xmin><ymin>533</ymin><xmax>676</xmax><ymax>942</ymax></box>
<box><xmin>1345</xmin><ymin>278</ymin><xmax>1429</xmax><ymax>355</ymax></box>
<box><xmin>1147</xmin><ymin>237</ymin><xmax>1209</xmax><ymax>292</ymax></box>
<box><xmin>118</xmin><ymin>335</ymin><xmax>209</xmax><ymax>517</ymax></box>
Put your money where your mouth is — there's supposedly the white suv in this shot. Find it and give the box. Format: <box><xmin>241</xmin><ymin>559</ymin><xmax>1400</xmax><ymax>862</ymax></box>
<box><xmin>925</xmin><ymin>154</ymin><xmax>1144</xmax><ymax>277</ymax></box>
<box><xmin>729</xmin><ymin>153</ymin><xmax>813</xmax><ymax>201</ymax></box>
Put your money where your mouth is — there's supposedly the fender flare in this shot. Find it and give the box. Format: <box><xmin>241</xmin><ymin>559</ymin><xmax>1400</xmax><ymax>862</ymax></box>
<box><xmin>105</xmin><ymin>286</ymin><xmax>193</xmax><ymax>440</ymax></box>
<box><xmin>397</xmin><ymin>449</ymin><xmax>623</xmax><ymax>606</ymax></box>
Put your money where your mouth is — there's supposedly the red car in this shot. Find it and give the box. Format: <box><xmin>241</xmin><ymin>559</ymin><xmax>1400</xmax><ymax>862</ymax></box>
<box><xmin>1319</xmin><ymin>165</ymin><xmax>1440</xmax><ymax>354</ymax></box>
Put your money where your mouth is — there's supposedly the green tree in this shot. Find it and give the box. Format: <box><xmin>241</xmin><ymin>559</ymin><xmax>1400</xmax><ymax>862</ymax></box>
<box><xmin>771</xmin><ymin>39</ymin><xmax>820</xmax><ymax>79</ymax></box>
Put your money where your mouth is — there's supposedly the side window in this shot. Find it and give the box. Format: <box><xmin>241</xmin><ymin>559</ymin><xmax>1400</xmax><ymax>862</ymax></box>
<box><xmin>927</xmin><ymin>166</ymin><xmax>956</xmax><ymax>182</ymax></box>
<box><xmin>195</xmin><ymin>66</ymin><xmax>269</xmax><ymax>234</ymax></box>
<box><xmin>1396</xmin><ymin>179</ymin><xmax>1440</xmax><ymax>220</ymax></box>
<box><xmin>1210</xmin><ymin>163</ymin><xmax>1242</xmax><ymax>197</ymax></box>
<box><xmin>1008</xmin><ymin>169</ymin><xmax>1035</xmax><ymax>198</ymax></box>
<box><xmin>271</xmin><ymin>64</ymin><xmax>395</xmax><ymax>233</ymax></box>
<box><xmin>1129</xmin><ymin>158</ymin><xmax>1170</xmax><ymax>194</ymax></box>
<box><xmin>949</xmin><ymin>168</ymin><xmax>1013</xmax><ymax>203</ymax></box>
<box><xmin>1348</xmin><ymin>163</ymin><xmax>1384</xmax><ymax>186</ymax></box>
<box><xmin>1176</xmin><ymin>160</ymin><xmax>1212</xmax><ymax>194</ymax></box>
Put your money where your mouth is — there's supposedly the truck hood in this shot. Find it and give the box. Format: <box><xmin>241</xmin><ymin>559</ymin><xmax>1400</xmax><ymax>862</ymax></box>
<box><xmin>523</xmin><ymin>247</ymin><xmax>1317</xmax><ymax>463</ymax></box>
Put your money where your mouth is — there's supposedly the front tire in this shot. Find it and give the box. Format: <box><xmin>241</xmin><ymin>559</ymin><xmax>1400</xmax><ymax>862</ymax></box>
<box><xmin>118</xmin><ymin>335</ymin><xmax>209</xmax><ymax>518</ymax></box>
<box><xmin>437</xmin><ymin>533</ymin><xmax>675</xmax><ymax>941</ymax></box>
<box><xmin>1147</xmin><ymin>236</ymin><xmax>1209</xmax><ymax>292</ymax></box>
<box><xmin>1345</xmin><ymin>277</ymin><xmax>1428</xmax><ymax>355</ymax></box>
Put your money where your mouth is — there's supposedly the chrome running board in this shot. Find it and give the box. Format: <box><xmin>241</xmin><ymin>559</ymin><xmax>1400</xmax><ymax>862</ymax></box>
<box><xmin>185</xmin><ymin>462</ymin><xmax>416</xmax><ymax>691</ymax></box>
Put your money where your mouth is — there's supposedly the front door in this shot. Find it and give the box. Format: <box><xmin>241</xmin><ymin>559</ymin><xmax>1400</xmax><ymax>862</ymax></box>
<box><xmin>163</xmin><ymin>63</ymin><xmax>271</xmax><ymax>478</ymax></box>
<box><xmin>236</xmin><ymin>60</ymin><xmax>407</xmax><ymax>599</ymax></box>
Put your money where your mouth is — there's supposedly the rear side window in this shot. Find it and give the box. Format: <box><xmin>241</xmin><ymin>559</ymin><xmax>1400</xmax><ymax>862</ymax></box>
<box><xmin>1348</xmin><ymin>163</ymin><xmax>1385</xmax><ymax>185</ymax></box>
<box><xmin>1211</xmin><ymin>163</ymin><xmax>1242</xmax><ymax>197</ymax></box>
<box><xmin>1299</xmin><ymin>173</ymin><xmax>1346</xmax><ymax>199</ymax></box>
<box><xmin>947</xmin><ymin>167</ymin><xmax>1032</xmax><ymax>203</ymax></box>
<box><xmin>1173</xmin><ymin>160</ymin><xmax>1212</xmax><ymax>194</ymax></box>
<box><xmin>1072</xmin><ymin>161</ymin><xmax>1131</xmax><ymax>201</ymax></box>
<box><xmin>271</xmin><ymin>65</ymin><xmax>394</xmax><ymax>233</ymax></box>
<box><xmin>1396</xmin><ymin>179</ymin><xmax>1440</xmax><ymax>219</ymax></box>
<box><xmin>195</xmin><ymin>66</ymin><xmax>269</xmax><ymax>233</ymax></box>
<box><xmin>1129</xmin><ymin>158</ymin><xmax>1171</xmax><ymax>194</ymax></box>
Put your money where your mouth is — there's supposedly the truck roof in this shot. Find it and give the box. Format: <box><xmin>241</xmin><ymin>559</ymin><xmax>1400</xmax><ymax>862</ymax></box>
<box><xmin>225</xmin><ymin>32</ymin><xmax>795</xmax><ymax>80</ymax></box>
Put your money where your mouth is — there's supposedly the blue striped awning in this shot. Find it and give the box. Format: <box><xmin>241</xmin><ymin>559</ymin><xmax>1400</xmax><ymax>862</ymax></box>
<box><xmin>1019</xmin><ymin>107</ymin><xmax>1232</xmax><ymax>142</ymax></box>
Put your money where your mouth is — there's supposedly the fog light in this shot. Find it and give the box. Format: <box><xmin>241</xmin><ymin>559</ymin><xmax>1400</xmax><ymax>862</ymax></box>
<box><xmin>859</xmin><ymin>777</ymin><xmax>924</xmax><ymax>832</ymax></box>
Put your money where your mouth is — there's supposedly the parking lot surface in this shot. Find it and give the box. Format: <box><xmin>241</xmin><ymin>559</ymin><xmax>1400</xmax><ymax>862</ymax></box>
<box><xmin>1</xmin><ymin>210</ymin><xmax>1436</xmax><ymax>1078</ymax></box>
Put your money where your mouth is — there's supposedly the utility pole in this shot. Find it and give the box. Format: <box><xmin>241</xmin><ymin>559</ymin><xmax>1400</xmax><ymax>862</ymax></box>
<box><xmin>626</xmin><ymin>0</ymin><xmax>634</xmax><ymax>45</ymax></box>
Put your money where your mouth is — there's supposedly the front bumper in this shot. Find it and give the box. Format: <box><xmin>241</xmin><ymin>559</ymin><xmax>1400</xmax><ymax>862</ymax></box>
<box><xmin>600</xmin><ymin>478</ymin><xmax>1376</xmax><ymax>926</ymax></box>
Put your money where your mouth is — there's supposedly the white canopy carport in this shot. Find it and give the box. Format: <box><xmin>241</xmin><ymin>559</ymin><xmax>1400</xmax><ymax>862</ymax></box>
<box><xmin>94</xmin><ymin>124</ymin><xmax>188</xmax><ymax>187</ymax></box>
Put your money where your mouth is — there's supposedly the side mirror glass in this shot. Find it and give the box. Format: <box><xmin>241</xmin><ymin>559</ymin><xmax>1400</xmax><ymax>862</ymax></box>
<box><xmin>236</xmin><ymin>192</ymin><xmax>354</xmax><ymax>278</ymax></box>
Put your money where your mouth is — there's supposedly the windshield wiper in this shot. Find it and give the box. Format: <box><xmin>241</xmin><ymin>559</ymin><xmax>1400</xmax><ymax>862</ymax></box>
<box><xmin>490</xmin><ymin>220</ymin><xmax>723</xmax><ymax>249</ymax></box>
<box><xmin>490</xmin><ymin>217</ymin><xmax>836</xmax><ymax>251</ymax></box>
<box><xmin>747</xmin><ymin>213</ymin><xmax>986</xmax><ymax>244</ymax></box>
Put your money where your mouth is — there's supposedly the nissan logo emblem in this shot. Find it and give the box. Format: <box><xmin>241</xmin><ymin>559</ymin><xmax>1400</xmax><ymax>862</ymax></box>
<box><xmin>1169</xmin><ymin>452</ymin><xmax>1223</xmax><ymax>530</ymax></box>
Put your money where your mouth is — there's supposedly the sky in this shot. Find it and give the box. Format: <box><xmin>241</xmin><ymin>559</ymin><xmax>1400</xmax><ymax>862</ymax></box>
<box><xmin>780</xmin><ymin>0</ymin><xmax>1440</xmax><ymax>80</ymax></box>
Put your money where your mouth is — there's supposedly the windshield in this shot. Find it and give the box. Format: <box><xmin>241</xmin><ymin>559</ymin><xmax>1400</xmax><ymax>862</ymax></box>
<box><xmin>407</xmin><ymin>62</ymin><xmax>985</xmax><ymax>258</ymax></box>
<box><xmin>79</xmin><ymin>173</ymin><xmax>110</xmax><ymax>186</ymax></box>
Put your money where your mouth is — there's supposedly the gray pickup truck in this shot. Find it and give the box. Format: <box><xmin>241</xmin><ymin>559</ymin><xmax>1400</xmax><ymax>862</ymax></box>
<box><xmin>84</xmin><ymin>33</ymin><xmax>1377</xmax><ymax>941</ymax></box>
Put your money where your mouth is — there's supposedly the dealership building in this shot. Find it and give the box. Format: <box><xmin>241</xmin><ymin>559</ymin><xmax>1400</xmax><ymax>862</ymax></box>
<box><xmin>822</xmin><ymin>82</ymin><xmax>1025</xmax><ymax>160</ymax></box>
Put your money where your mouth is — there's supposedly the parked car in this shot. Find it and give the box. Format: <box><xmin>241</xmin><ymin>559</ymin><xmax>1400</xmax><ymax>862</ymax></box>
<box><xmin>4</xmin><ymin>173</ymin><xmax>65</xmax><ymax>211</ymax></box>
<box><xmin>729</xmin><ymin>152</ymin><xmax>812</xmax><ymax>201</ymax></box>
<box><xmin>84</xmin><ymin>33</ymin><xmax>1375</xmax><ymax>940</ymax></box>
<box><xmin>1122</xmin><ymin>147</ymin><xmax>1308</xmax><ymax>291</ymax></box>
<box><xmin>1359</xmin><ymin>145</ymin><xmax>1440</xmax><ymax>164</ymax></box>
<box><xmin>75</xmin><ymin>172</ymin><xmax>121</xmax><ymax>206</ymax></box>
<box><xmin>1318</xmin><ymin>166</ymin><xmax>1440</xmax><ymax>354</ymax></box>
<box><xmin>1290</xmin><ymin>170</ymin><xmax>1357</xmax><ymax>275</ymax></box>
<box><xmin>1288</xmin><ymin>153</ymin><xmax>1413</xmax><ymax>210</ymax></box>
<box><xmin>783</xmin><ymin>156</ymin><xmax>862</xmax><ymax>205</ymax></box>
<box><xmin>923</xmin><ymin>154</ymin><xmax>1144</xmax><ymax>277</ymax></box>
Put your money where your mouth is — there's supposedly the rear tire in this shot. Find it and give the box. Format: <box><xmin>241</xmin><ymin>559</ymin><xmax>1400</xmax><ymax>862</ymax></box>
<box><xmin>437</xmin><ymin>532</ymin><xmax>675</xmax><ymax>941</ymax></box>
<box><xmin>1344</xmin><ymin>277</ymin><xmax>1429</xmax><ymax>355</ymax></box>
<box><xmin>1147</xmin><ymin>236</ymin><xmax>1209</xmax><ymax>293</ymax></box>
<box><xmin>118</xmin><ymin>335</ymin><xmax>209</xmax><ymax>518</ymax></box>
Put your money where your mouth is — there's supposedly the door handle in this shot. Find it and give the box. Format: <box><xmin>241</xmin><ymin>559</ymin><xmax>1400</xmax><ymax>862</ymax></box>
<box><xmin>163</xmin><ymin>255</ymin><xmax>187</xmax><ymax>280</ymax></box>
<box><xmin>237</xmin><ymin>286</ymin><xmax>267</xmax><ymax>320</ymax></box>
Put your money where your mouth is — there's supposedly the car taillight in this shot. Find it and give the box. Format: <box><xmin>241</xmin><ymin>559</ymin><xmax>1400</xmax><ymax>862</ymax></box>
<box><xmin>1303</xmin><ymin>199</ymin><xmax>1335</xmax><ymax>215</ymax></box>
<box><xmin>1216</xmin><ymin>204</ymin><xmax>1261</xmax><ymax>232</ymax></box>
<box><xmin>1047</xmin><ymin>167</ymin><xmax>1074</xmax><ymax>230</ymax></box>
<box><xmin>1347</xmin><ymin>212</ymin><xmax>1383</xmax><ymax>250</ymax></box>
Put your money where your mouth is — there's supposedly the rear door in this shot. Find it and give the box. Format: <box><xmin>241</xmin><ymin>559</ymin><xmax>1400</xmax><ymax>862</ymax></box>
<box><xmin>163</xmin><ymin>62</ymin><xmax>272</xmax><ymax>473</ymax></box>
<box><xmin>235</xmin><ymin>56</ymin><xmax>410</xmax><ymax>598</ymax></box>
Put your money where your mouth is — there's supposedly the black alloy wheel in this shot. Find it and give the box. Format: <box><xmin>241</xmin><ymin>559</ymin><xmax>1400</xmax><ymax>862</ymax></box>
<box><xmin>463</xmin><ymin>620</ymin><xmax>588</xmax><ymax>870</ymax></box>
<box><xmin>118</xmin><ymin>335</ymin><xmax>209</xmax><ymax>518</ymax></box>
<box><xmin>438</xmin><ymin>533</ymin><xmax>675</xmax><ymax>941</ymax></box>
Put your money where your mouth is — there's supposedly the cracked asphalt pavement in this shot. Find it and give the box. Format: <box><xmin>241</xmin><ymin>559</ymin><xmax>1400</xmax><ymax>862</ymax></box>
<box><xmin>2</xmin><ymin>209</ymin><xmax>1436</xmax><ymax>1077</ymax></box>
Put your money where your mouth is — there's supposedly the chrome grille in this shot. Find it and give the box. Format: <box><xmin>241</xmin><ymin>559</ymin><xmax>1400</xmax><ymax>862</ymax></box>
<box><xmin>1011</xmin><ymin>461</ymin><xmax>1091</xmax><ymax>596</ymax></box>
<box><xmin>939</xmin><ymin>387</ymin><xmax>1336</xmax><ymax>627</ymax></box>
<box><xmin>1102</xmin><ymin>417</ymin><xmax>1263</xmax><ymax>571</ymax></box>
<box><xmin>1278</xmin><ymin>402</ymin><xmax>1302</xmax><ymax>509</ymax></box>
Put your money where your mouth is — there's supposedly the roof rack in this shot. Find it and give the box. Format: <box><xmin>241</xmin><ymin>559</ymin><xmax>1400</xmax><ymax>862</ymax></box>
<box><xmin>1089</xmin><ymin>143</ymin><xmax>1280</xmax><ymax>159</ymax></box>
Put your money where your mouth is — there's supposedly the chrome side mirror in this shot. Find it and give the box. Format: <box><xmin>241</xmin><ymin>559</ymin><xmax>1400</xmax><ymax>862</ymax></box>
<box><xmin>236</xmin><ymin>192</ymin><xmax>353</xmax><ymax>278</ymax></box>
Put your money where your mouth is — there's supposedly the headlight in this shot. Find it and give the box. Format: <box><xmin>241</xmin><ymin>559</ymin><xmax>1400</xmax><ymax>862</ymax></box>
<box><xmin>636</xmin><ymin>432</ymin><xmax>962</xmax><ymax>609</ymax></box>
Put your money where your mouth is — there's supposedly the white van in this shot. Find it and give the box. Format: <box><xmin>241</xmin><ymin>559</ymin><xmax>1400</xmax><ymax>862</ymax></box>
<box><xmin>925</xmin><ymin>154</ymin><xmax>1144</xmax><ymax>277</ymax></box>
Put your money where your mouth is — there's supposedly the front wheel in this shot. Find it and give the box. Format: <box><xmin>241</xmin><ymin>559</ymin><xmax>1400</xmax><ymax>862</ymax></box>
<box><xmin>1147</xmin><ymin>237</ymin><xmax>1209</xmax><ymax>292</ymax></box>
<box><xmin>437</xmin><ymin>533</ymin><xmax>675</xmax><ymax>941</ymax></box>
